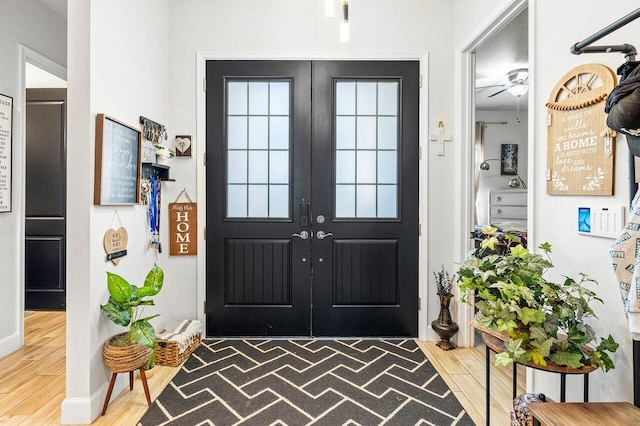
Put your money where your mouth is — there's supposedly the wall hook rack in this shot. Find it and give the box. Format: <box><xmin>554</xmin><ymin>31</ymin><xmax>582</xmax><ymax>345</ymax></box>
<box><xmin>139</xmin><ymin>116</ymin><xmax>168</xmax><ymax>144</ymax></box>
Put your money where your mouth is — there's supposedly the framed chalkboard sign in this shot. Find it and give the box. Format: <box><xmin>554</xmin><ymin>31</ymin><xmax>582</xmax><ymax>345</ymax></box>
<box><xmin>94</xmin><ymin>114</ymin><xmax>142</xmax><ymax>205</ymax></box>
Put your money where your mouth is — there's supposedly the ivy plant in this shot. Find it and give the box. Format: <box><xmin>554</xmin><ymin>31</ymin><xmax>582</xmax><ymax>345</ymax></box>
<box><xmin>458</xmin><ymin>227</ymin><xmax>618</xmax><ymax>372</ymax></box>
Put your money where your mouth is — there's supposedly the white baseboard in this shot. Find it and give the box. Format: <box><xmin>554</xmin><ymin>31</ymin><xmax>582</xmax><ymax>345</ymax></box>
<box><xmin>61</xmin><ymin>376</ymin><xmax>128</xmax><ymax>425</ymax></box>
<box><xmin>0</xmin><ymin>332</ymin><xmax>20</xmax><ymax>358</ymax></box>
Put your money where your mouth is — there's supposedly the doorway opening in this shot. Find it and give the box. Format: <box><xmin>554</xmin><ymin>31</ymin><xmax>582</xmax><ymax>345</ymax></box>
<box><xmin>456</xmin><ymin>0</ymin><xmax>529</xmax><ymax>346</ymax></box>
<box><xmin>24</xmin><ymin>62</ymin><xmax>67</xmax><ymax>312</ymax></box>
<box><xmin>19</xmin><ymin>46</ymin><xmax>68</xmax><ymax>353</ymax></box>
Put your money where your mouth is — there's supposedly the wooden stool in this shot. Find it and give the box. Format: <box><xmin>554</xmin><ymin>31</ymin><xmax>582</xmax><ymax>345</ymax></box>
<box><xmin>101</xmin><ymin>366</ymin><xmax>151</xmax><ymax>415</ymax></box>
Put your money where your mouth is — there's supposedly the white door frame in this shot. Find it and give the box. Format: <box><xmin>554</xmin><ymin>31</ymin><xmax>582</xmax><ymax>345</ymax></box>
<box><xmin>194</xmin><ymin>52</ymin><xmax>432</xmax><ymax>340</ymax></box>
<box><xmin>17</xmin><ymin>45</ymin><xmax>67</xmax><ymax>345</ymax></box>
<box><xmin>454</xmin><ymin>0</ymin><xmax>531</xmax><ymax>347</ymax></box>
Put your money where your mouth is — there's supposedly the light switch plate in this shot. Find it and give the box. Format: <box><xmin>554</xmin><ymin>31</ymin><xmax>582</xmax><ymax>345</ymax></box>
<box><xmin>577</xmin><ymin>205</ymin><xmax>625</xmax><ymax>239</ymax></box>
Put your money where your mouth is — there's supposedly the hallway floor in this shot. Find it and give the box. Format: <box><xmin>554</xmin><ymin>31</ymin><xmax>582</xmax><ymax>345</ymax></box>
<box><xmin>0</xmin><ymin>312</ymin><xmax>523</xmax><ymax>425</ymax></box>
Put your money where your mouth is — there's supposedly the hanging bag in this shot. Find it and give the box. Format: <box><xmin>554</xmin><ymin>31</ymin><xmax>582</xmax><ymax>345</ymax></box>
<box><xmin>605</xmin><ymin>61</ymin><xmax>640</xmax><ymax>155</ymax></box>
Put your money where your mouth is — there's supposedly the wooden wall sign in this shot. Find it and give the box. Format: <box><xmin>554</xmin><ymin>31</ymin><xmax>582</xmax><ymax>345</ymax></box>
<box><xmin>169</xmin><ymin>201</ymin><xmax>197</xmax><ymax>255</ymax></box>
<box><xmin>546</xmin><ymin>63</ymin><xmax>617</xmax><ymax>195</ymax></box>
<box><xmin>103</xmin><ymin>212</ymin><xmax>128</xmax><ymax>265</ymax></box>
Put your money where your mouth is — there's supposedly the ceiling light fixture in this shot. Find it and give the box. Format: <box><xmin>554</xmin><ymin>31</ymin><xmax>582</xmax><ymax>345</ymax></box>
<box><xmin>507</xmin><ymin>84</ymin><xmax>529</xmax><ymax>97</ymax></box>
<box><xmin>340</xmin><ymin>0</ymin><xmax>349</xmax><ymax>43</ymax></box>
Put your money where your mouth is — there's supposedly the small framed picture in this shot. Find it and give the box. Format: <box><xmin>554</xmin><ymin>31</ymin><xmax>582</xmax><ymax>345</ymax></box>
<box><xmin>175</xmin><ymin>135</ymin><xmax>192</xmax><ymax>157</ymax></box>
<box><xmin>501</xmin><ymin>143</ymin><xmax>518</xmax><ymax>175</ymax></box>
<box><xmin>141</xmin><ymin>140</ymin><xmax>157</xmax><ymax>163</ymax></box>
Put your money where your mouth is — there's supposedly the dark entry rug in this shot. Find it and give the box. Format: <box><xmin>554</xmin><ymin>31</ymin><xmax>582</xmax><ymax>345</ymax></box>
<box><xmin>138</xmin><ymin>339</ymin><xmax>474</xmax><ymax>425</ymax></box>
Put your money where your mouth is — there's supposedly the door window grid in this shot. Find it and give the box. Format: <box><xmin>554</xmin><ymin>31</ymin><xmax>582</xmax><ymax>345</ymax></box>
<box><xmin>226</xmin><ymin>81</ymin><xmax>290</xmax><ymax>218</ymax></box>
<box><xmin>335</xmin><ymin>81</ymin><xmax>399</xmax><ymax>218</ymax></box>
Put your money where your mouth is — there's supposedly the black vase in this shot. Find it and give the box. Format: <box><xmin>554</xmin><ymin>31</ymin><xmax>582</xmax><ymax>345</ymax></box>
<box><xmin>431</xmin><ymin>295</ymin><xmax>459</xmax><ymax>350</ymax></box>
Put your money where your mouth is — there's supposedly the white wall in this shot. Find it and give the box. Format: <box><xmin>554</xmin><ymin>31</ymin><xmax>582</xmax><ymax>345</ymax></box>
<box><xmin>456</xmin><ymin>0</ymin><xmax>637</xmax><ymax>404</ymax></box>
<box><xmin>476</xmin><ymin>110</ymin><xmax>528</xmax><ymax>225</ymax></box>
<box><xmin>167</xmin><ymin>0</ymin><xmax>456</xmax><ymax>342</ymax></box>
<box><xmin>0</xmin><ymin>0</ymin><xmax>66</xmax><ymax>358</ymax></box>
<box><xmin>62</xmin><ymin>0</ymin><xmax>171</xmax><ymax>423</ymax></box>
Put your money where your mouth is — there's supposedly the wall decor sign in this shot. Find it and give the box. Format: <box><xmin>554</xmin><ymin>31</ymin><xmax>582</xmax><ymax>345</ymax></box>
<box><xmin>546</xmin><ymin>63</ymin><xmax>617</xmax><ymax>195</ymax></box>
<box><xmin>501</xmin><ymin>143</ymin><xmax>518</xmax><ymax>175</ymax></box>
<box><xmin>0</xmin><ymin>93</ymin><xmax>13</xmax><ymax>212</ymax></box>
<box><xmin>103</xmin><ymin>211</ymin><xmax>128</xmax><ymax>265</ymax></box>
<box><xmin>175</xmin><ymin>135</ymin><xmax>192</xmax><ymax>157</ymax></box>
<box><xmin>94</xmin><ymin>114</ymin><xmax>142</xmax><ymax>205</ymax></box>
<box><xmin>168</xmin><ymin>189</ymin><xmax>197</xmax><ymax>255</ymax></box>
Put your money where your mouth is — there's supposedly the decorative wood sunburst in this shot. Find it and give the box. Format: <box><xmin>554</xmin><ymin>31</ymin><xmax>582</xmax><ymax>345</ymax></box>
<box><xmin>546</xmin><ymin>63</ymin><xmax>616</xmax><ymax>110</ymax></box>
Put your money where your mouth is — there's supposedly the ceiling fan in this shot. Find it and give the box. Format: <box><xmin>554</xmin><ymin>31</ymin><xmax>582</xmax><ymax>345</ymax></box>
<box><xmin>478</xmin><ymin>68</ymin><xmax>529</xmax><ymax>98</ymax></box>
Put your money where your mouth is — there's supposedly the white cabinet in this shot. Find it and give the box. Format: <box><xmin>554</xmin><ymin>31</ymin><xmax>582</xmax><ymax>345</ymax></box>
<box><xmin>489</xmin><ymin>189</ymin><xmax>527</xmax><ymax>224</ymax></box>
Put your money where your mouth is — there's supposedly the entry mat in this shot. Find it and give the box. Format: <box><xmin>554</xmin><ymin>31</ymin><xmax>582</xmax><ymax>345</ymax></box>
<box><xmin>138</xmin><ymin>339</ymin><xmax>474</xmax><ymax>425</ymax></box>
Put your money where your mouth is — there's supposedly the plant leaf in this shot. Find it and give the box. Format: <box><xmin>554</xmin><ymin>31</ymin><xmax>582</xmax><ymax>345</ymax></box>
<box><xmin>136</xmin><ymin>264</ymin><xmax>164</xmax><ymax>298</ymax></box>
<box><xmin>130</xmin><ymin>319</ymin><xmax>157</xmax><ymax>349</ymax></box>
<box><xmin>106</xmin><ymin>272</ymin><xmax>133</xmax><ymax>303</ymax></box>
<box><xmin>597</xmin><ymin>335</ymin><xmax>619</xmax><ymax>352</ymax></box>
<box><xmin>528</xmin><ymin>349</ymin><xmax>547</xmax><ymax>366</ymax></box>
<box><xmin>520</xmin><ymin>307</ymin><xmax>545</xmax><ymax>325</ymax></box>
<box><xmin>549</xmin><ymin>350</ymin><xmax>585</xmax><ymax>369</ymax></box>
<box><xmin>495</xmin><ymin>352</ymin><xmax>514</xmax><ymax>367</ymax></box>
<box><xmin>100</xmin><ymin>297</ymin><xmax>131</xmax><ymax>327</ymax></box>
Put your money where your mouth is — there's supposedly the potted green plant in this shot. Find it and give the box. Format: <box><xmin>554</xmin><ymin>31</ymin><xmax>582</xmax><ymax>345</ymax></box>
<box><xmin>100</xmin><ymin>264</ymin><xmax>164</xmax><ymax>371</ymax></box>
<box><xmin>458</xmin><ymin>226</ymin><xmax>618</xmax><ymax>371</ymax></box>
<box><xmin>431</xmin><ymin>265</ymin><xmax>459</xmax><ymax>350</ymax></box>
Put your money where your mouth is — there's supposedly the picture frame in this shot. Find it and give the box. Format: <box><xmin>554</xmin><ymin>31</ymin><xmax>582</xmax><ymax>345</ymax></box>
<box><xmin>94</xmin><ymin>114</ymin><xmax>142</xmax><ymax>205</ymax></box>
<box><xmin>0</xmin><ymin>93</ymin><xmax>12</xmax><ymax>212</ymax></box>
<box><xmin>175</xmin><ymin>135</ymin><xmax>192</xmax><ymax>157</ymax></box>
<box><xmin>501</xmin><ymin>143</ymin><xmax>518</xmax><ymax>175</ymax></box>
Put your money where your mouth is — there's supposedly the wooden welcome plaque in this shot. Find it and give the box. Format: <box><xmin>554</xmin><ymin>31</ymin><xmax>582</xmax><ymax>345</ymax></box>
<box><xmin>546</xmin><ymin>64</ymin><xmax>617</xmax><ymax>195</ymax></box>
<box><xmin>168</xmin><ymin>202</ymin><xmax>197</xmax><ymax>255</ymax></box>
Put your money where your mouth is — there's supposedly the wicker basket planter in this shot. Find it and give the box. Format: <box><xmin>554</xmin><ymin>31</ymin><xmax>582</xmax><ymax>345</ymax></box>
<box><xmin>155</xmin><ymin>335</ymin><xmax>201</xmax><ymax>367</ymax></box>
<box><xmin>103</xmin><ymin>332</ymin><xmax>153</xmax><ymax>373</ymax></box>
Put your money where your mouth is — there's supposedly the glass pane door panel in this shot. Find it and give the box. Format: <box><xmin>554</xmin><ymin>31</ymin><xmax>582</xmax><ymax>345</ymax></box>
<box><xmin>356</xmin><ymin>82</ymin><xmax>377</xmax><ymax>115</ymax></box>
<box><xmin>335</xmin><ymin>80</ymin><xmax>400</xmax><ymax>219</ymax></box>
<box><xmin>248</xmin><ymin>117</ymin><xmax>268</xmax><ymax>149</ymax></box>
<box><xmin>336</xmin><ymin>151</ymin><xmax>355</xmax><ymax>184</ymax></box>
<box><xmin>226</xmin><ymin>80</ymin><xmax>291</xmax><ymax>218</ymax></box>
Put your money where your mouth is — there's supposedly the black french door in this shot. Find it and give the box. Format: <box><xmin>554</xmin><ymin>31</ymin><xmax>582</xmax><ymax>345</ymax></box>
<box><xmin>206</xmin><ymin>60</ymin><xmax>418</xmax><ymax>337</ymax></box>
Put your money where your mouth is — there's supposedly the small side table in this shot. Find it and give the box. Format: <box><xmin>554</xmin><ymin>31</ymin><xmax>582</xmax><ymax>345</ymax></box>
<box><xmin>480</xmin><ymin>331</ymin><xmax>596</xmax><ymax>426</ymax></box>
<box><xmin>528</xmin><ymin>402</ymin><xmax>640</xmax><ymax>425</ymax></box>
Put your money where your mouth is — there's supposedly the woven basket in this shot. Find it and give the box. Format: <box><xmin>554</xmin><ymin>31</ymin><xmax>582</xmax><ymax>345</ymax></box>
<box><xmin>155</xmin><ymin>335</ymin><xmax>201</xmax><ymax>367</ymax></box>
<box><xmin>103</xmin><ymin>332</ymin><xmax>153</xmax><ymax>373</ymax></box>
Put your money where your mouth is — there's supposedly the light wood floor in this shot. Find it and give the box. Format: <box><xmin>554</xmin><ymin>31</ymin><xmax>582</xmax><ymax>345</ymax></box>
<box><xmin>0</xmin><ymin>312</ymin><xmax>524</xmax><ymax>425</ymax></box>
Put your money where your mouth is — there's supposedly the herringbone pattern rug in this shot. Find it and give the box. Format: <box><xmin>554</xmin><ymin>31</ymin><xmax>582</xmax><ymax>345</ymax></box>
<box><xmin>138</xmin><ymin>339</ymin><xmax>474</xmax><ymax>425</ymax></box>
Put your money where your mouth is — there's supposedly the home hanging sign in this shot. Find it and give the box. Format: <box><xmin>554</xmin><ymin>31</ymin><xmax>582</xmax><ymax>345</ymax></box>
<box><xmin>546</xmin><ymin>63</ymin><xmax>617</xmax><ymax>195</ymax></box>
<box><xmin>168</xmin><ymin>189</ymin><xmax>197</xmax><ymax>255</ymax></box>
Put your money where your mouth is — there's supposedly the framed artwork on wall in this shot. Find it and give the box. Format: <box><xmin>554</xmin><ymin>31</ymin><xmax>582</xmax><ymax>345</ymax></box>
<box><xmin>501</xmin><ymin>143</ymin><xmax>518</xmax><ymax>175</ymax></box>
<box><xmin>94</xmin><ymin>114</ymin><xmax>142</xmax><ymax>205</ymax></box>
<box><xmin>0</xmin><ymin>93</ymin><xmax>12</xmax><ymax>212</ymax></box>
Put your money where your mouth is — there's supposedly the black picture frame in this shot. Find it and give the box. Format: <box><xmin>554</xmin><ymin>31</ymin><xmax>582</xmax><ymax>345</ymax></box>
<box><xmin>94</xmin><ymin>114</ymin><xmax>142</xmax><ymax>205</ymax></box>
<box><xmin>501</xmin><ymin>143</ymin><xmax>518</xmax><ymax>175</ymax></box>
<box><xmin>0</xmin><ymin>93</ymin><xmax>12</xmax><ymax>212</ymax></box>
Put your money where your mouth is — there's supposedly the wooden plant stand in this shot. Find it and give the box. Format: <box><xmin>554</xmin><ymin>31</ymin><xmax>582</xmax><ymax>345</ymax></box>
<box><xmin>101</xmin><ymin>366</ymin><xmax>151</xmax><ymax>415</ymax></box>
<box><xmin>101</xmin><ymin>333</ymin><xmax>153</xmax><ymax>415</ymax></box>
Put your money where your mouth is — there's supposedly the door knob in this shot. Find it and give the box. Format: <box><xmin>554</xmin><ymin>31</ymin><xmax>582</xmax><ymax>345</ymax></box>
<box><xmin>316</xmin><ymin>230</ymin><xmax>333</xmax><ymax>240</ymax></box>
<box><xmin>292</xmin><ymin>230</ymin><xmax>309</xmax><ymax>240</ymax></box>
